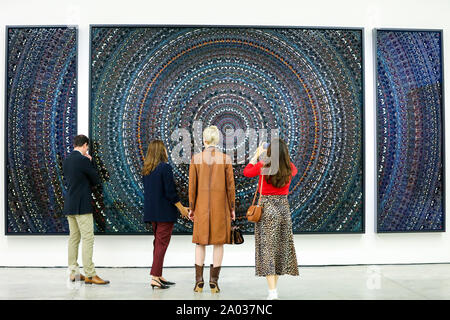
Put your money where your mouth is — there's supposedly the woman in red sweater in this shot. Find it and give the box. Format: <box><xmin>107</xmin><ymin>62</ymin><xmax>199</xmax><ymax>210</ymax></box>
<box><xmin>243</xmin><ymin>138</ymin><xmax>299</xmax><ymax>300</ymax></box>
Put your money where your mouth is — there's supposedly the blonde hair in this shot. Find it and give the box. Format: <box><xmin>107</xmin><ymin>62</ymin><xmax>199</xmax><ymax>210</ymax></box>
<box><xmin>142</xmin><ymin>140</ymin><xmax>168</xmax><ymax>175</ymax></box>
<box><xmin>203</xmin><ymin>125</ymin><xmax>220</xmax><ymax>146</ymax></box>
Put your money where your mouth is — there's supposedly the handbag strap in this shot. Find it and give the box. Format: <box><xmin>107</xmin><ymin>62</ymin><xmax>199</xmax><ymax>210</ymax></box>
<box><xmin>251</xmin><ymin>173</ymin><xmax>264</xmax><ymax>206</ymax></box>
<box><xmin>257</xmin><ymin>174</ymin><xmax>264</xmax><ymax>206</ymax></box>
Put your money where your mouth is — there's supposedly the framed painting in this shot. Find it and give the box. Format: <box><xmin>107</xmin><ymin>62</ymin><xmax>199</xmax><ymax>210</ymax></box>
<box><xmin>5</xmin><ymin>26</ymin><xmax>78</xmax><ymax>234</ymax></box>
<box><xmin>376</xmin><ymin>29</ymin><xmax>444</xmax><ymax>232</ymax></box>
<box><xmin>90</xmin><ymin>25</ymin><xmax>364</xmax><ymax>234</ymax></box>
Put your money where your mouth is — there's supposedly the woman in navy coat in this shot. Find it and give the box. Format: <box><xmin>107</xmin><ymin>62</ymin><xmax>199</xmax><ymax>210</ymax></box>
<box><xmin>142</xmin><ymin>140</ymin><xmax>189</xmax><ymax>289</ymax></box>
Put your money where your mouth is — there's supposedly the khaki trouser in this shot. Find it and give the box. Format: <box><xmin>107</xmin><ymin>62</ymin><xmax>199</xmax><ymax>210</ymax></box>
<box><xmin>67</xmin><ymin>213</ymin><xmax>96</xmax><ymax>278</ymax></box>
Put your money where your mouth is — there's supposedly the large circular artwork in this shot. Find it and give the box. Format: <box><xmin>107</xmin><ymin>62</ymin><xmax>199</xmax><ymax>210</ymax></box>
<box><xmin>90</xmin><ymin>26</ymin><xmax>364</xmax><ymax>234</ymax></box>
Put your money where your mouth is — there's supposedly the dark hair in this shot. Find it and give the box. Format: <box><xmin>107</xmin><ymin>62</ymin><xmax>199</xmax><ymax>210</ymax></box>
<box><xmin>142</xmin><ymin>140</ymin><xmax>168</xmax><ymax>175</ymax></box>
<box><xmin>73</xmin><ymin>135</ymin><xmax>90</xmax><ymax>147</ymax></box>
<box><xmin>263</xmin><ymin>138</ymin><xmax>292</xmax><ymax>188</ymax></box>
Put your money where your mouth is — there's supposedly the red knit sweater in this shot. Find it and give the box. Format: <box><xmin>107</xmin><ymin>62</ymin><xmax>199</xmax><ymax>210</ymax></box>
<box><xmin>243</xmin><ymin>161</ymin><xmax>298</xmax><ymax>195</ymax></box>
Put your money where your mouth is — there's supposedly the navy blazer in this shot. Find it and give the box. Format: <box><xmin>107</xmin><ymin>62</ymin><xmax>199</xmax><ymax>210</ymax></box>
<box><xmin>63</xmin><ymin>150</ymin><xmax>101</xmax><ymax>215</ymax></box>
<box><xmin>143</xmin><ymin>162</ymin><xmax>180</xmax><ymax>223</ymax></box>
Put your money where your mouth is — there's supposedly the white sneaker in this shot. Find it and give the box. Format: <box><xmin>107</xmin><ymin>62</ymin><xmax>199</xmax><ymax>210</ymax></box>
<box><xmin>267</xmin><ymin>289</ymin><xmax>279</xmax><ymax>300</ymax></box>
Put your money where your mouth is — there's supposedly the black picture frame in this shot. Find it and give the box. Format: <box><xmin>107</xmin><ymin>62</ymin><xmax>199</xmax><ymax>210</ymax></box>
<box><xmin>5</xmin><ymin>25</ymin><xmax>78</xmax><ymax>235</ymax></box>
<box><xmin>88</xmin><ymin>24</ymin><xmax>366</xmax><ymax>235</ymax></box>
<box><xmin>374</xmin><ymin>28</ymin><xmax>445</xmax><ymax>233</ymax></box>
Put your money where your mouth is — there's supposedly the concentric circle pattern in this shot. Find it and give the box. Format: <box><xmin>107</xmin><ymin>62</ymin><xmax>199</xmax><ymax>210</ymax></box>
<box><xmin>90</xmin><ymin>27</ymin><xmax>363</xmax><ymax>234</ymax></box>
<box><xmin>377</xmin><ymin>30</ymin><xmax>443</xmax><ymax>232</ymax></box>
<box><xmin>6</xmin><ymin>27</ymin><xmax>77</xmax><ymax>234</ymax></box>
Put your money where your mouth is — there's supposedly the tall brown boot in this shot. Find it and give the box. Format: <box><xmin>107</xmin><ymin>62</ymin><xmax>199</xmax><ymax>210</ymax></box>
<box><xmin>209</xmin><ymin>264</ymin><xmax>221</xmax><ymax>293</ymax></box>
<box><xmin>194</xmin><ymin>264</ymin><xmax>204</xmax><ymax>292</ymax></box>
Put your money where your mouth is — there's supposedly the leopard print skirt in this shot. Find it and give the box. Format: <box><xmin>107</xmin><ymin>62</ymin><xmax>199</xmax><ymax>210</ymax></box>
<box><xmin>254</xmin><ymin>194</ymin><xmax>299</xmax><ymax>277</ymax></box>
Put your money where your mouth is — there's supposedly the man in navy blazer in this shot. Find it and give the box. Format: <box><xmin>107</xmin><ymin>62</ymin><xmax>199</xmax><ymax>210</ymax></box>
<box><xmin>63</xmin><ymin>134</ymin><xmax>109</xmax><ymax>285</ymax></box>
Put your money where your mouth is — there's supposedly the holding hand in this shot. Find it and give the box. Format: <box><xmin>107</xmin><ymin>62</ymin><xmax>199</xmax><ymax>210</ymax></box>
<box><xmin>180</xmin><ymin>206</ymin><xmax>189</xmax><ymax>219</ymax></box>
<box><xmin>84</xmin><ymin>153</ymin><xmax>92</xmax><ymax>161</ymax></box>
<box><xmin>175</xmin><ymin>202</ymin><xmax>190</xmax><ymax>220</ymax></box>
<box><xmin>188</xmin><ymin>209</ymin><xmax>195</xmax><ymax>221</ymax></box>
<box><xmin>231</xmin><ymin>210</ymin><xmax>235</xmax><ymax>221</ymax></box>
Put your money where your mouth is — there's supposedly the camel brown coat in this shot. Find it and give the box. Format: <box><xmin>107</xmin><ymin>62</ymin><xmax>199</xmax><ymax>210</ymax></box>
<box><xmin>189</xmin><ymin>146</ymin><xmax>235</xmax><ymax>245</ymax></box>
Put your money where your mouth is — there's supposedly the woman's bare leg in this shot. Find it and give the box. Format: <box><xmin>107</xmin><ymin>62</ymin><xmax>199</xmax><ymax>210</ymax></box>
<box><xmin>266</xmin><ymin>275</ymin><xmax>278</xmax><ymax>290</ymax></box>
<box><xmin>213</xmin><ymin>245</ymin><xmax>224</xmax><ymax>267</ymax></box>
<box><xmin>195</xmin><ymin>244</ymin><xmax>206</xmax><ymax>266</ymax></box>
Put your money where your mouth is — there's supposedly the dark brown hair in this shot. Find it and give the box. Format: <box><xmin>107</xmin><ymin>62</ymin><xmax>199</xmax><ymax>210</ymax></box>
<box><xmin>263</xmin><ymin>138</ymin><xmax>292</xmax><ymax>188</ymax></box>
<box><xmin>142</xmin><ymin>140</ymin><xmax>168</xmax><ymax>176</ymax></box>
<box><xmin>73</xmin><ymin>135</ymin><xmax>89</xmax><ymax>147</ymax></box>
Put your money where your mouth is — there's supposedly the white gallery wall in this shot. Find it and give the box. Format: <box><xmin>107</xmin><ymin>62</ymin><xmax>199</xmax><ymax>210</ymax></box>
<box><xmin>1</xmin><ymin>0</ymin><xmax>450</xmax><ymax>267</ymax></box>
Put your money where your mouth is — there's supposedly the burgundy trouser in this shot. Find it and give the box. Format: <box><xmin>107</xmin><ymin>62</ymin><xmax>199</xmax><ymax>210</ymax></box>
<box><xmin>150</xmin><ymin>221</ymin><xmax>174</xmax><ymax>277</ymax></box>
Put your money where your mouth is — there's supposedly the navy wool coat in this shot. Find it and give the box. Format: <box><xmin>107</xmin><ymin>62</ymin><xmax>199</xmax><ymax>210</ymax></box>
<box><xmin>143</xmin><ymin>162</ymin><xmax>181</xmax><ymax>222</ymax></box>
<box><xmin>63</xmin><ymin>150</ymin><xmax>101</xmax><ymax>215</ymax></box>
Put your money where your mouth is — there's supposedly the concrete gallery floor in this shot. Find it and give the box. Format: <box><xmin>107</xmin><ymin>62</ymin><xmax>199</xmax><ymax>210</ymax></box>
<box><xmin>1</xmin><ymin>264</ymin><xmax>450</xmax><ymax>300</ymax></box>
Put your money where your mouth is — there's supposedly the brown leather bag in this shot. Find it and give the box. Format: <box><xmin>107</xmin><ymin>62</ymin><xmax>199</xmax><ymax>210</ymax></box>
<box><xmin>246</xmin><ymin>174</ymin><xmax>264</xmax><ymax>222</ymax></box>
<box><xmin>230</xmin><ymin>224</ymin><xmax>244</xmax><ymax>244</ymax></box>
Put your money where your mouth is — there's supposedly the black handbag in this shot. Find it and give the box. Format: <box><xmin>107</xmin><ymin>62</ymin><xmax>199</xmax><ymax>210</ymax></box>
<box><xmin>230</xmin><ymin>223</ymin><xmax>244</xmax><ymax>245</ymax></box>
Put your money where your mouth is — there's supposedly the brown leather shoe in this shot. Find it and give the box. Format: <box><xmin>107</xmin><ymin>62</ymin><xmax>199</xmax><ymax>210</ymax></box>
<box><xmin>85</xmin><ymin>275</ymin><xmax>110</xmax><ymax>285</ymax></box>
<box><xmin>70</xmin><ymin>274</ymin><xmax>85</xmax><ymax>282</ymax></box>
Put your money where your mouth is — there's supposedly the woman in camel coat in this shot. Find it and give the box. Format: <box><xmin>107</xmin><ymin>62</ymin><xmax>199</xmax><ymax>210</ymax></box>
<box><xmin>188</xmin><ymin>125</ymin><xmax>235</xmax><ymax>293</ymax></box>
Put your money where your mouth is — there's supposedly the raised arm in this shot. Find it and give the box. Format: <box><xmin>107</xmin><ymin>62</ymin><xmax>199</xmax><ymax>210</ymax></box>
<box><xmin>243</xmin><ymin>161</ymin><xmax>263</xmax><ymax>178</ymax></box>
<box><xmin>81</xmin><ymin>157</ymin><xmax>101</xmax><ymax>186</ymax></box>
